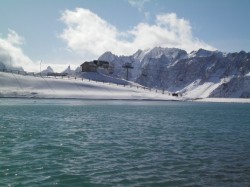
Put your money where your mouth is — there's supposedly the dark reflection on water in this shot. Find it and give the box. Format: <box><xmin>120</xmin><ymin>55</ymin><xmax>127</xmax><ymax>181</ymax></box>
<box><xmin>0</xmin><ymin>99</ymin><xmax>250</xmax><ymax>186</ymax></box>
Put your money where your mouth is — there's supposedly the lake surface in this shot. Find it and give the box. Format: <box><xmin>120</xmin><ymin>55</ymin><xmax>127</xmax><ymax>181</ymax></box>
<box><xmin>0</xmin><ymin>99</ymin><xmax>250</xmax><ymax>187</ymax></box>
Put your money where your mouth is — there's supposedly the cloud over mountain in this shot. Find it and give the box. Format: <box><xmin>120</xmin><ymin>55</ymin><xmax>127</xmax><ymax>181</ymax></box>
<box><xmin>0</xmin><ymin>29</ymin><xmax>35</xmax><ymax>71</ymax></box>
<box><xmin>59</xmin><ymin>8</ymin><xmax>215</xmax><ymax>58</ymax></box>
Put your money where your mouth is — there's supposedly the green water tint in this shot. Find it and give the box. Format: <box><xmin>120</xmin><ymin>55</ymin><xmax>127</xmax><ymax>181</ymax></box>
<box><xmin>0</xmin><ymin>99</ymin><xmax>250</xmax><ymax>186</ymax></box>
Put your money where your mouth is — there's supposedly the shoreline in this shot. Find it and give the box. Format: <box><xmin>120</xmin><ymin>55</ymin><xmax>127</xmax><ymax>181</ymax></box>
<box><xmin>0</xmin><ymin>96</ymin><xmax>181</xmax><ymax>102</ymax></box>
<box><xmin>193</xmin><ymin>97</ymin><xmax>250</xmax><ymax>103</ymax></box>
<box><xmin>0</xmin><ymin>96</ymin><xmax>250</xmax><ymax>104</ymax></box>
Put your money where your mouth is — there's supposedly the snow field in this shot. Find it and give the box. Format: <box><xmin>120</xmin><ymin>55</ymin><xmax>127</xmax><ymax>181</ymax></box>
<box><xmin>0</xmin><ymin>72</ymin><xmax>178</xmax><ymax>100</ymax></box>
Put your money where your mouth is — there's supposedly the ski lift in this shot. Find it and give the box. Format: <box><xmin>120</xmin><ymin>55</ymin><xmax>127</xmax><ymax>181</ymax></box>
<box><xmin>122</xmin><ymin>62</ymin><xmax>134</xmax><ymax>80</ymax></box>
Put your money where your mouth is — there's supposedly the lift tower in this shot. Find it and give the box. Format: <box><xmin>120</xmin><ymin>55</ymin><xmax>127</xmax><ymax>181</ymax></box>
<box><xmin>122</xmin><ymin>63</ymin><xmax>134</xmax><ymax>80</ymax></box>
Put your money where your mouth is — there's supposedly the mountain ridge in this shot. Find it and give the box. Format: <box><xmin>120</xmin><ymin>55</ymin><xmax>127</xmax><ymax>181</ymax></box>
<box><xmin>98</xmin><ymin>47</ymin><xmax>250</xmax><ymax>98</ymax></box>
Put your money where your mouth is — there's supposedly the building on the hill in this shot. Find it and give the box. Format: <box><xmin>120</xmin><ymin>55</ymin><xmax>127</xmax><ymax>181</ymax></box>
<box><xmin>81</xmin><ymin>61</ymin><xmax>98</xmax><ymax>72</ymax></box>
<box><xmin>81</xmin><ymin>60</ymin><xmax>110</xmax><ymax>72</ymax></box>
<box><xmin>93</xmin><ymin>60</ymin><xmax>109</xmax><ymax>68</ymax></box>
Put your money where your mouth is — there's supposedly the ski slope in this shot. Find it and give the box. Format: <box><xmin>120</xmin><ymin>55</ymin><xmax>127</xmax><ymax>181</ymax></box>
<box><xmin>0</xmin><ymin>72</ymin><xmax>179</xmax><ymax>100</ymax></box>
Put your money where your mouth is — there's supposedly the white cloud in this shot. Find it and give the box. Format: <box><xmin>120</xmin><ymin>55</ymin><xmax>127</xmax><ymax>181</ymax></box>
<box><xmin>60</xmin><ymin>8</ymin><xmax>215</xmax><ymax>58</ymax></box>
<box><xmin>128</xmin><ymin>0</ymin><xmax>150</xmax><ymax>12</ymax></box>
<box><xmin>7</xmin><ymin>29</ymin><xmax>25</xmax><ymax>45</ymax></box>
<box><xmin>0</xmin><ymin>30</ymin><xmax>83</xmax><ymax>72</ymax></box>
<box><xmin>144</xmin><ymin>11</ymin><xmax>150</xmax><ymax>21</ymax></box>
<box><xmin>60</xmin><ymin>8</ymin><xmax>120</xmax><ymax>58</ymax></box>
<box><xmin>0</xmin><ymin>29</ymin><xmax>37</xmax><ymax>71</ymax></box>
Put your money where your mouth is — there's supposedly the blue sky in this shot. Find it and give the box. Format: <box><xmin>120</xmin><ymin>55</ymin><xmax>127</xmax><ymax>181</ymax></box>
<box><xmin>0</xmin><ymin>0</ymin><xmax>249</xmax><ymax>71</ymax></box>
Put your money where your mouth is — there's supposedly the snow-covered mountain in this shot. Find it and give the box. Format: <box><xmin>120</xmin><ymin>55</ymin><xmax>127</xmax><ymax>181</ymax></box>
<box><xmin>62</xmin><ymin>65</ymin><xmax>75</xmax><ymax>75</ymax></box>
<box><xmin>98</xmin><ymin>47</ymin><xmax>250</xmax><ymax>98</ymax></box>
<box><xmin>41</xmin><ymin>66</ymin><xmax>54</xmax><ymax>76</ymax></box>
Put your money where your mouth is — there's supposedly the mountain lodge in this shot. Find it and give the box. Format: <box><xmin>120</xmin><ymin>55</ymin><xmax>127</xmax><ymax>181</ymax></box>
<box><xmin>81</xmin><ymin>60</ymin><xmax>110</xmax><ymax>72</ymax></box>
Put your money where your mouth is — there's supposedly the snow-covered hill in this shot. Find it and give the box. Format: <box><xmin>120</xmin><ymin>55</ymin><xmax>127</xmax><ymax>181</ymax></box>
<box><xmin>0</xmin><ymin>72</ymin><xmax>177</xmax><ymax>100</ymax></box>
<box><xmin>99</xmin><ymin>47</ymin><xmax>250</xmax><ymax>98</ymax></box>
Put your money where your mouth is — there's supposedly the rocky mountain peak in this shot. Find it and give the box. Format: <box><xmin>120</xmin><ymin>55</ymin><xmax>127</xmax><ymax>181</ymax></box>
<box><xmin>98</xmin><ymin>51</ymin><xmax>118</xmax><ymax>62</ymax></box>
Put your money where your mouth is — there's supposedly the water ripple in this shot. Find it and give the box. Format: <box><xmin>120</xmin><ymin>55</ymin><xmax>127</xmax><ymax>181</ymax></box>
<box><xmin>0</xmin><ymin>100</ymin><xmax>250</xmax><ymax>186</ymax></box>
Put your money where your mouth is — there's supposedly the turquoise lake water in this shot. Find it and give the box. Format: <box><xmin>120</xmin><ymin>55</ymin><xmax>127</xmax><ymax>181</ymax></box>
<box><xmin>0</xmin><ymin>99</ymin><xmax>250</xmax><ymax>187</ymax></box>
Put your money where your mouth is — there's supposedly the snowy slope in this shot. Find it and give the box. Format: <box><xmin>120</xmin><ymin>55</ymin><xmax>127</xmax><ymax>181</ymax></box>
<box><xmin>80</xmin><ymin>72</ymin><xmax>129</xmax><ymax>85</ymax></box>
<box><xmin>0</xmin><ymin>72</ymin><xmax>178</xmax><ymax>100</ymax></box>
